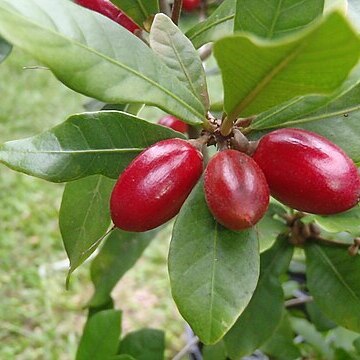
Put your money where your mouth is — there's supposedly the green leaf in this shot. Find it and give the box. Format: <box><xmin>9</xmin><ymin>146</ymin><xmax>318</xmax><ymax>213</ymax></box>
<box><xmin>0</xmin><ymin>36</ymin><xmax>11</xmax><ymax>62</ymax></box>
<box><xmin>202</xmin><ymin>341</ymin><xmax>227</xmax><ymax>360</ymax></box>
<box><xmin>306</xmin><ymin>244</ymin><xmax>360</xmax><ymax>332</ymax></box>
<box><xmin>306</xmin><ymin>301</ymin><xmax>336</xmax><ymax>332</ymax></box>
<box><xmin>224</xmin><ymin>236</ymin><xmax>293</xmax><ymax>358</ymax></box>
<box><xmin>111</xmin><ymin>356</ymin><xmax>135</xmax><ymax>360</ymax></box>
<box><xmin>235</xmin><ymin>0</ymin><xmax>324</xmax><ymax>39</ymax></box>
<box><xmin>0</xmin><ymin>111</ymin><xmax>184</xmax><ymax>182</ymax></box>
<box><xmin>261</xmin><ymin>312</ymin><xmax>301</xmax><ymax>360</ymax></box>
<box><xmin>169</xmin><ymin>180</ymin><xmax>260</xmax><ymax>344</ymax></box>
<box><xmin>150</xmin><ymin>14</ymin><xmax>209</xmax><ymax>109</ymax></box>
<box><xmin>186</xmin><ymin>0</ymin><xmax>235</xmax><ymax>49</ymax></box>
<box><xmin>290</xmin><ymin>317</ymin><xmax>333</xmax><ymax>358</ymax></box>
<box><xmin>59</xmin><ymin>175</ymin><xmax>115</xmax><ymax>277</ymax></box>
<box><xmin>214</xmin><ymin>12</ymin><xmax>360</xmax><ymax>120</ymax></box>
<box><xmin>309</xmin><ymin>205</ymin><xmax>360</xmax><ymax>235</ymax></box>
<box><xmin>76</xmin><ymin>310</ymin><xmax>122</xmax><ymax>360</ymax></box>
<box><xmin>118</xmin><ymin>329</ymin><xmax>165</xmax><ymax>360</ymax></box>
<box><xmin>109</xmin><ymin>0</ymin><xmax>159</xmax><ymax>27</ymax></box>
<box><xmin>256</xmin><ymin>200</ymin><xmax>288</xmax><ymax>252</ymax></box>
<box><xmin>90</xmin><ymin>228</ymin><xmax>158</xmax><ymax>307</ymax></box>
<box><xmin>0</xmin><ymin>0</ymin><xmax>204</xmax><ymax>124</ymax></box>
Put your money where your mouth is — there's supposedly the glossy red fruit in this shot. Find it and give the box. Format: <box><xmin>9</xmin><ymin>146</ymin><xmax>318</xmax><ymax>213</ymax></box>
<box><xmin>75</xmin><ymin>0</ymin><xmax>140</xmax><ymax>33</ymax></box>
<box><xmin>158</xmin><ymin>115</ymin><xmax>188</xmax><ymax>134</ymax></box>
<box><xmin>183</xmin><ymin>0</ymin><xmax>201</xmax><ymax>11</ymax></box>
<box><xmin>253</xmin><ymin>128</ymin><xmax>360</xmax><ymax>214</ymax></box>
<box><xmin>204</xmin><ymin>150</ymin><xmax>270</xmax><ymax>230</ymax></box>
<box><xmin>110</xmin><ymin>138</ymin><xmax>203</xmax><ymax>232</ymax></box>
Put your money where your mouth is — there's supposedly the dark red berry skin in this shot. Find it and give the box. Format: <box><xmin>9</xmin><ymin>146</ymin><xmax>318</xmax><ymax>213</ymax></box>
<box><xmin>75</xmin><ymin>0</ymin><xmax>140</xmax><ymax>33</ymax></box>
<box><xmin>110</xmin><ymin>138</ymin><xmax>203</xmax><ymax>232</ymax></box>
<box><xmin>158</xmin><ymin>115</ymin><xmax>188</xmax><ymax>134</ymax></box>
<box><xmin>253</xmin><ymin>128</ymin><xmax>360</xmax><ymax>215</ymax></box>
<box><xmin>204</xmin><ymin>150</ymin><xmax>270</xmax><ymax>231</ymax></box>
<box><xmin>183</xmin><ymin>0</ymin><xmax>201</xmax><ymax>11</ymax></box>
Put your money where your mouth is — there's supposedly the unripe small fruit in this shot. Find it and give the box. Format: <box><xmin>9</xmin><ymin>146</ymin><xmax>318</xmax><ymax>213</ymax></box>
<box><xmin>158</xmin><ymin>115</ymin><xmax>188</xmax><ymax>134</ymax></box>
<box><xmin>75</xmin><ymin>0</ymin><xmax>139</xmax><ymax>33</ymax></box>
<box><xmin>204</xmin><ymin>150</ymin><xmax>270</xmax><ymax>230</ymax></box>
<box><xmin>183</xmin><ymin>0</ymin><xmax>201</xmax><ymax>11</ymax></box>
<box><xmin>253</xmin><ymin>128</ymin><xmax>360</xmax><ymax>214</ymax></box>
<box><xmin>110</xmin><ymin>138</ymin><xmax>203</xmax><ymax>232</ymax></box>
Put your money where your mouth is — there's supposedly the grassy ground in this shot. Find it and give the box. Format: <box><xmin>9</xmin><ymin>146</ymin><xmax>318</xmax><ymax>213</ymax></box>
<box><xmin>0</xmin><ymin>48</ymin><xmax>186</xmax><ymax>359</ymax></box>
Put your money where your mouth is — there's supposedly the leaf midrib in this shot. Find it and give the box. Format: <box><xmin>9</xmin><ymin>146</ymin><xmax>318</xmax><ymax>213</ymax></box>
<box><xmin>0</xmin><ymin>2</ymin><xmax>204</xmax><ymax>121</ymax></box>
<box><xmin>188</xmin><ymin>15</ymin><xmax>235</xmax><ymax>40</ymax></box>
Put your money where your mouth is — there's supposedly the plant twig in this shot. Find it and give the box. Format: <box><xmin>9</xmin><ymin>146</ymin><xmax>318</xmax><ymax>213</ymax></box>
<box><xmin>171</xmin><ymin>0</ymin><xmax>183</xmax><ymax>25</ymax></box>
<box><xmin>200</xmin><ymin>44</ymin><xmax>213</xmax><ymax>61</ymax></box>
<box><xmin>172</xmin><ymin>335</ymin><xmax>199</xmax><ymax>360</ymax></box>
<box><xmin>285</xmin><ymin>295</ymin><xmax>313</xmax><ymax>307</ymax></box>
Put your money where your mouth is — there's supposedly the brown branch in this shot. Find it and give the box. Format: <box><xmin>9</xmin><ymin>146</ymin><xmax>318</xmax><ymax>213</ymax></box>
<box><xmin>171</xmin><ymin>0</ymin><xmax>183</xmax><ymax>25</ymax></box>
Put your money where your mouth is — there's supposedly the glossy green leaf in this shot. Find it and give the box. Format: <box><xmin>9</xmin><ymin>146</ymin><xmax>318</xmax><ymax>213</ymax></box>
<box><xmin>186</xmin><ymin>0</ymin><xmax>235</xmax><ymax>49</ymax></box>
<box><xmin>214</xmin><ymin>13</ymin><xmax>360</xmax><ymax>121</ymax></box>
<box><xmin>0</xmin><ymin>111</ymin><xmax>184</xmax><ymax>182</ymax></box>
<box><xmin>306</xmin><ymin>244</ymin><xmax>360</xmax><ymax>332</ymax></box>
<box><xmin>309</xmin><ymin>205</ymin><xmax>360</xmax><ymax>235</ymax></box>
<box><xmin>261</xmin><ymin>313</ymin><xmax>301</xmax><ymax>360</ymax></box>
<box><xmin>109</xmin><ymin>0</ymin><xmax>159</xmax><ymax>27</ymax></box>
<box><xmin>202</xmin><ymin>341</ymin><xmax>227</xmax><ymax>360</ymax></box>
<box><xmin>306</xmin><ymin>301</ymin><xmax>336</xmax><ymax>332</ymax></box>
<box><xmin>90</xmin><ymin>228</ymin><xmax>158</xmax><ymax>307</ymax></box>
<box><xmin>256</xmin><ymin>200</ymin><xmax>288</xmax><ymax>252</ymax></box>
<box><xmin>111</xmin><ymin>356</ymin><xmax>135</xmax><ymax>360</ymax></box>
<box><xmin>59</xmin><ymin>175</ymin><xmax>115</xmax><ymax>277</ymax></box>
<box><xmin>251</xmin><ymin>74</ymin><xmax>360</xmax><ymax>163</ymax></box>
<box><xmin>76</xmin><ymin>310</ymin><xmax>122</xmax><ymax>360</ymax></box>
<box><xmin>224</xmin><ymin>237</ymin><xmax>293</xmax><ymax>358</ymax></box>
<box><xmin>0</xmin><ymin>36</ymin><xmax>11</xmax><ymax>62</ymax></box>
<box><xmin>150</xmin><ymin>14</ymin><xmax>209</xmax><ymax>109</ymax></box>
<box><xmin>235</xmin><ymin>0</ymin><xmax>324</xmax><ymax>38</ymax></box>
<box><xmin>0</xmin><ymin>0</ymin><xmax>204</xmax><ymax>124</ymax></box>
<box><xmin>118</xmin><ymin>329</ymin><xmax>165</xmax><ymax>360</ymax></box>
<box><xmin>169</xmin><ymin>181</ymin><xmax>260</xmax><ymax>344</ymax></box>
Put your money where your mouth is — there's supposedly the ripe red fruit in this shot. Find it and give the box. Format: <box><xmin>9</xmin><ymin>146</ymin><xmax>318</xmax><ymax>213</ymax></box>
<box><xmin>182</xmin><ymin>0</ymin><xmax>201</xmax><ymax>11</ymax></box>
<box><xmin>75</xmin><ymin>0</ymin><xmax>140</xmax><ymax>33</ymax></box>
<box><xmin>110</xmin><ymin>138</ymin><xmax>203</xmax><ymax>232</ymax></box>
<box><xmin>158</xmin><ymin>115</ymin><xmax>188</xmax><ymax>134</ymax></box>
<box><xmin>253</xmin><ymin>128</ymin><xmax>360</xmax><ymax>214</ymax></box>
<box><xmin>204</xmin><ymin>150</ymin><xmax>270</xmax><ymax>230</ymax></box>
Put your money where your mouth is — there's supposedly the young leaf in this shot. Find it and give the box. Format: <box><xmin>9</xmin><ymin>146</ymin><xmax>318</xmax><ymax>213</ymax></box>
<box><xmin>0</xmin><ymin>0</ymin><xmax>205</xmax><ymax>124</ymax></box>
<box><xmin>150</xmin><ymin>14</ymin><xmax>209</xmax><ymax>109</ymax></box>
<box><xmin>306</xmin><ymin>244</ymin><xmax>360</xmax><ymax>332</ymax></box>
<box><xmin>0</xmin><ymin>111</ymin><xmax>185</xmax><ymax>182</ymax></box>
<box><xmin>235</xmin><ymin>0</ymin><xmax>324</xmax><ymax>38</ymax></box>
<box><xmin>59</xmin><ymin>175</ymin><xmax>115</xmax><ymax>277</ymax></box>
<box><xmin>90</xmin><ymin>228</ymin><xmax>159</xmax><ymax>307</ymax></box>
<box><xmin>118</xmin><ymin>329</ymin><xmax>165</xmax><ymax>360</ymax></box>
<box><xmin>76</xmin><ymin>310</ymin><xmax>122</xmax><ymax>360</ymax></box>
<box><xmin>109</xmin><ymin>0</ymin><xmax>159</xmax><ymax>27</ymax></box>
<box><xmin>186</xmin><ymin>0</ymin><xmax>235</xmax><ymax>49</ymax></box>
<box><xmin>224</xmin><ymin>237</ymin><xmax>293</xmax><ymax>358</ymax></box>
<box><xmin>261</xmin><ymin>312</ymin><xmax>301</xmax><ymax>360</ymax></box>
<box><xmin>214</xmin><ymin>12</ymin><xmax>360</xmax><ymax>121</ymax></box>
<box><xmin>169</xmin><ymin>181</ymin><xmax>260</xmax><ymax>345</ymax></box>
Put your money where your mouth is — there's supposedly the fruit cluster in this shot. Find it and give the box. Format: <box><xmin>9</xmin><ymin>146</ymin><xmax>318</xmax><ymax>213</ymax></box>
<box><xmin>110</xmin><ymin>118</ymin><xmax>360</xmax><ymax>233</ymax></box>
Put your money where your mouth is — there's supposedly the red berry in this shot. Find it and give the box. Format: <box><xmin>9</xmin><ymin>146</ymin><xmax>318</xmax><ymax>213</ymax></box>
<box><xmin>182</xmin><ymin>0</ymin><xmax>201</xmax><ymax>11</ymax></box>
<box><xmin>253</xmin><ymin>128</ymin><xmax>360</xmax><ymax>214</ymax></box>
<box><xmin>158</xmin><ymin>115</ymin><xmax>188</xmax><ymax>134</ymax></box>
<box><xmin>204</xmin><ymin>150</ymin><xmax>270</xmax><ymax>230</ymax></box>
<box><xmin>110</xmin><ymin>138</ymin><xmax>203</xmax><ymax>232</ymax></box>
<box><xmin>75</xmin><ymin>0</ymin><xmax>139</xmax><ymax>33</ymax></box>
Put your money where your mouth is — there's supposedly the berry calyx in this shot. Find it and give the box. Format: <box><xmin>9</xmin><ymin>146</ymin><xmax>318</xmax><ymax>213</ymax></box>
<box><xmin>158</xmin><ymin>115</ymin><xmax>188</xmax><ymax>134</ymax></box>
<box><xmin>253</xmin><ymin>128</ymin><xmax>360</xmax><ymax>215</ymax></box>
<box><xmin>204</xmin><ymin>150</ymin><xmax>270</xmax><ymax>230</ymax></box>
<box><xmin>182</xmin><ymin>0</ymin><xmax>201</xmax><ymax>11</ymax></box>
<box><xmin>110</xmin><ymin>138</ymin><xmax>203</xmax><ymax>232</ymax></box>
<box><xmin>75</xmin><ymin>0</ymin><xmax>140</xmax><ymax>33</ymax></box>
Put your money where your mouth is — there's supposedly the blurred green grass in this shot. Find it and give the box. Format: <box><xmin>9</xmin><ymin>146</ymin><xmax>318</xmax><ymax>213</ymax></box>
<box><xmin>0</xmin><ymin>48</ymin><xmax>186</xmax><ymax>359</ymax></box>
